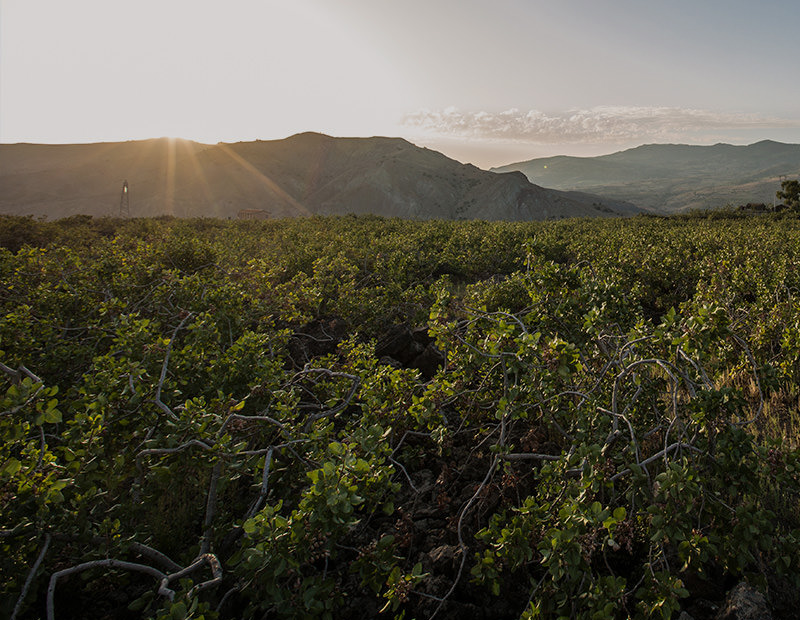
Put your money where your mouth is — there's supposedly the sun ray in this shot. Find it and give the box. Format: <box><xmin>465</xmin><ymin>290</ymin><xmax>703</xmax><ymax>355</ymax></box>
<box><xmin>178</xmin><ymin>140</ymin><xmax>218</xmax><ymax>215</ymax></box>
<box><xmin>165</xmin><ymin>137</ymin><xmax>177</xmax><ymax>215</ymax></box>
<box><xmin>215</xmin><ymin>143</ymin><xmax>312</xmax><ymax>216</ymax></box>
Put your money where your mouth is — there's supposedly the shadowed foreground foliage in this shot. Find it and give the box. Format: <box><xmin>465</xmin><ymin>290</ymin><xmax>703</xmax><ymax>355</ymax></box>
<box><xmin>3</xmin><ymin>213</ymin><xmax>800</xmax><ymax>619</ymax></box>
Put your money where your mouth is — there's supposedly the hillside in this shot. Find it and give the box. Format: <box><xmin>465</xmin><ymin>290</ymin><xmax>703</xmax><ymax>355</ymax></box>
<box><xmin>0</xmin><ymin>134</ymin><xmax>639</xmax><ymax>220</ymax></box>
<box><xmin>492</xmin><ymin>140</ymin><xmax>800</xmax><ymax>212</ymax></box>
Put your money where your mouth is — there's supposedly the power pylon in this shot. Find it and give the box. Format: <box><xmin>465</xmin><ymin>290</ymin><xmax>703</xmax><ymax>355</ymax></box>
<box><xmin>119</xmin><ymin>180</ymin><xmax>130</xmax><ymax>218</ymax></box>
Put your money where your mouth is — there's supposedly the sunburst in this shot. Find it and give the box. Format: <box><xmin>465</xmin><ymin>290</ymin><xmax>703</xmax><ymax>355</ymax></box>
<box><xmin>215</xmin><ymin>143</ymin><xmax>312</xmax><ymax>216</ymax></box>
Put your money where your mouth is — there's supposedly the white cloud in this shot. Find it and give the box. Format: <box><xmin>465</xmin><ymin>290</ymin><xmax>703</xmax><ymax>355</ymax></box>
<box><xmin>402</xmin><ymin>106</ymin><xmax>800</xmax><ymax>144</ymax></box>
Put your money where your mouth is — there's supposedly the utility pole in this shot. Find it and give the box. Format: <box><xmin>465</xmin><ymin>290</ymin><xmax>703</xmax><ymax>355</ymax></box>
<box><xmin>119</xmin><ymin>180</ymin><xmax>130</xmax><ymax>218</ymax></box>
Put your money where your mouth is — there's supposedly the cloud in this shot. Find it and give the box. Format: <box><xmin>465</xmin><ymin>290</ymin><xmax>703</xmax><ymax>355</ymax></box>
<box><xmin>402</xmin><ymin>106</ymin><xmax>800</xmax><ymax>144</ymax></box>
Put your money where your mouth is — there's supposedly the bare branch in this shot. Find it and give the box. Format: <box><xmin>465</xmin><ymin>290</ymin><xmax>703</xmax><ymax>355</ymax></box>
<box><xmin>128</xmin><ymin>542</ymin><xmax>182</xmax><ymax>573</ymax></box>
<box><xmin>218</xmin><ymin>412</ymin><xmax>286</xmax><ymax>438</ymax></box>
<box><xmin>158</xmin><ymin>553</ymin><xmax>223</xmax><ymax>601</ymax></box>
<box><xmin>300</xmin><ymin>369</ymin><xmax>361</xmax><ymax>430</ymax></box>
<box><xmin>153</xmin><ymin>312</ymin><xmax>193</xmax><ymax>419</ymax></box>
<box><xmin>499</xmin><ymin>452</ymin><xmax>562</xmax><ymax>462</ymax></box>
<box><xmin>389</xmin><ymin>455</ymin><xmax>419</xmax><ymax>493</ymax></box>
<box><xmin>200</xmin><ymin>462</ymin><xmax>222</xmax><ymax>556</ymax></box>
<box><xmin>610</xmin><ymin>442</ymin><xmax>702</xmax><ymax>482</ymax></box>
<box><xmin>430</xmin><ymin>454</ymin><xmax>500</xmax><ymax>620</ymax></box>
<box><xmin>0</xmin><ymin>522</ymin><xmax>32</xmax><ymax>539</ymax></box>
<box><xmin>137</xmin><ymin>439</ymin><xmax>215</xmax><ymax>461</ymax></box>
<box><xmin>0</xmin><ymin>362</ymin><xmax>43</xmax><ymax>385</ymax></box>
<box><xmin>11</xmin><ymin>533</ymin><xmax>50</xmax><ymax>620</ymax></box>
<box><xmin>47</xmin><ymin>559</ymin><xmax>167</xmax><ymax>620</ymax></box>
<box><xmin>243</xmin><ymin>447</ymin><xmax>274</xmax><ymax>521</ymax></box>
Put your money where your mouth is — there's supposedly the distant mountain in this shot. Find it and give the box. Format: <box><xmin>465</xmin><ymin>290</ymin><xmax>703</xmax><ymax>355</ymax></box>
<box><xmin>0</xmin><ymin>133</ymin><xmax>639</xmax><ymax>220</ymax></box>
<box><xmin>492</xmin><ymin>140</ymin><xmax>800</xmax><ymax>212</ymax></box>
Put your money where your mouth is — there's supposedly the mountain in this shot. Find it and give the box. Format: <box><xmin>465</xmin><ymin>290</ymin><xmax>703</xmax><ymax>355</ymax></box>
<box><xmin>492</xmin><ymin>140</ymin><xmax>800</xmax><ymax>212</ymax></box>
<box><xmin>0</xmin><ymin>133</ymin><xmax>640</xmax><ymax>220</ymax></box>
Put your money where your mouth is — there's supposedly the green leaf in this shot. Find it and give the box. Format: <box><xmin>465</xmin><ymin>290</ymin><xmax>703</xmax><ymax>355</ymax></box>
<box><xmin>43</xmin><ymin>407</ymin><xmax>62</xmax><ymax>423</ymax></box>
<box><xmin>170</xmin><ymin>601</ymin><xmax>187</xmax><ymax>620</ymax></box>
<box><xmin>1</xmin><ymin>458</ymin><xmax>22</xmax><ymax>476</ymax></box>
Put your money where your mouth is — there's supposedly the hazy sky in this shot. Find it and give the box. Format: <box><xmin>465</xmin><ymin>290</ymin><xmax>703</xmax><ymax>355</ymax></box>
<box><xmin>2</xmin><ymin>0</ymin><xmax>800</xmax><ymax>167</ymax></box>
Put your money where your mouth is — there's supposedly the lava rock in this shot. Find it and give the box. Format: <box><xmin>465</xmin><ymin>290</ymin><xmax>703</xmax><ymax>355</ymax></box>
<box><xmin>716</xmin><ymin>582</ymin><xmax>772</xmax><ymax>620</ymax></box>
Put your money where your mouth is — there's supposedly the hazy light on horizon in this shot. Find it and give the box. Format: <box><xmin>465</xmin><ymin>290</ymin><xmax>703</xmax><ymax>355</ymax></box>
<box><xmin>2</xmin><ymin>0</ymin><xmax>800</xmax><ymax>168</ymax></box>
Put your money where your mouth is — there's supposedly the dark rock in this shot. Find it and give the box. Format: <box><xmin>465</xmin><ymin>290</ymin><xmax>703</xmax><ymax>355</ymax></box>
<box><xmin>375</xmin><ymin>324</ymin><xmax>423</xmax><ymax>365</ymax></box>
<box><xmin>375</xmin><ymin>324</ymin><xmax>443</xmax><ymax>379</ymax></box>
<box><xmin>287</xmin><ymin>317</ymin><xmax>347</xmax><ymax>367</ymax></box>
<box><xmin>412</xmin><ymin>326</ymin><xmax>433</xmax><ymax>346</ymax></box>
<box><xmin>412</xmin><ymin>344</ymin><xmax>445</xmax><ymax>380</ymax></box>
<box><xmin>378</xmin><ymin>355</ymin><xmax>403</xmax><ymax>369</ymax></box>
<box><xmin>716</xmin><ymin>582</ymin><xmax>772</xmax><ymax>620</ymax></box>
<box><xmin>426</xmin><ymin>544</ymin><xmax>462</xmax><ymax>573</ymax></box>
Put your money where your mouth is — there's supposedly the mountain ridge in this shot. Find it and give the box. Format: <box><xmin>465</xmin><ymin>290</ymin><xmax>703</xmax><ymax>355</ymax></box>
<box><xmin>0</xmin><ymin>134</ymin><xmax>639</xmax><ymax>220</ymax></box>
<box><xmin>492</xmin><ymin>140</ymin><xmax>800</xmax><ymax>212</ymax></box>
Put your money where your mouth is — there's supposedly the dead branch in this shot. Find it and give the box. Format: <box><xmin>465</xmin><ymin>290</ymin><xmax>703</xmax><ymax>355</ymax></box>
<box><xmin>158</xmin><ymin>553</ymin><xmax>223</xmax><ymax>601</ymax></box>
<box><xmin>243</xmin><ymin>447</ymin><xmax>274</xmax><ymax>521</ymax></box>
<box><xmin>218</xmin><ymin>412</ymin><xmax>286</xmax><ymax>437</ymax></box>
<box><xmin>200</xmin><ymin>462</ymin><xmax>222</xmax><ymax>555</ymax></box>
<box><xmin>0</xmin><ymin>522</ymin><xmax>32</xmax><ymax>539</ymax></box>
<box><xmin>127</xmin><ymin>541</ymin><xmax>183</xmax><ymax>573</ymax></box>
<box><xmin>610</xmin><ymin>442</ymin><xmax>702</xmax><ymax>482</ymax></box>
<box><xmin>137</xmin><ymin>439</ymin><xmax>215</xmax><ymax>461</ymax></box>
<box><xmin>153</xmin><ymin>312</ymin><xmax>193</xmax><ymax>419</ymax></box>
<box><xmin>499</xmin><ymin>452</ymin><xmax>562</xmax><ymax>462</ymax></box>
<box><xmin>47</xmin><ymin>559</ymin><xmax>167</xmax><ymax>620</ymax></box>
<box><xmin>0</xmin><ymin>361</ymin><xmax>43</xmax><ymax>385</ymax></box>
<box><xmin>298</xmin><ymin>369</ymin><xmax>361</xmax><ymax>430</ymax></box>
<box><xmin>11</xmin><ymin>533</ymin><xmax>50</xmax><ymax>620</ymax></box>
<box><xmin>429</xmin><ymin>452</ymin><xmax>500</xmax><ymax>620</ymax></box>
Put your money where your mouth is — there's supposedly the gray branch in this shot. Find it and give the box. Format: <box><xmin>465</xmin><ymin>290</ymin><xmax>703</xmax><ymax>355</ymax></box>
<box><xmin>47</xmin><ymin>559</ymin><xmax>167</xmax><ymax>620</ymax></box>
<box><xmin>153</xmin><ymin>312</ymin><xmax>193</xmax><ymax>419</ymax></box>
<box><xmin>11</xmin><ymin>533</ymin><xmax>51</xmax><ymax>620</ymax></box>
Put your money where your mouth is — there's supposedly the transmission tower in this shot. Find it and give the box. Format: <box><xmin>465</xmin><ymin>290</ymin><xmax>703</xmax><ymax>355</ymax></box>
<box><xmin>119</xmin><ymin>180</ymin><xmax>130</xmax><ymax>218</ymax></box>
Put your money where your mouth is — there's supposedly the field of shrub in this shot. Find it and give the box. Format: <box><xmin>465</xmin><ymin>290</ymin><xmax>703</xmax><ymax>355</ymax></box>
<box><xmin>3</xmin><ymin>212</ymin><xmax>800</xmax><ymax>619</ymax></box>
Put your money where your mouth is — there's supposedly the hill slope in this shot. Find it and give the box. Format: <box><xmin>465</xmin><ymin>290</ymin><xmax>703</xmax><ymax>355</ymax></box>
<box><xmin>0</xmin><ymin>134</ymin><xmax>639</xmax><ymax>220</ymax></box>
<box><xmin>492</xmin><ymin>140</ymin><xmax>800</xmax><ymax>212</ymax></box>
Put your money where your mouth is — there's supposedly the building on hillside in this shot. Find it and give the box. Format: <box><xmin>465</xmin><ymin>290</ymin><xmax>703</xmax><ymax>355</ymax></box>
<box><xmin>237</xmin><ymin>209</ymin><xmax>270</xmax><ymax>220</ymax></box>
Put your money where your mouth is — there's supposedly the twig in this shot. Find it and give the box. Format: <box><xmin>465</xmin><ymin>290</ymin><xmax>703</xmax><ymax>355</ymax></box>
<box><xmin>137</xmin><ymin>439</ymin><xmax>215</xmax><ymax>461</ymax></box>
<box><xmin>35</xmin><ymin>426</ymin><xmax>47</xmax><ymax>470</ymax></box>
<box><xmin>128</xmin><ymin>541</ymin><xmax>182</xmax><ymax>573</ymax></box>
<box><xmin>499</xmin><ymin>452</ymin><xmax>562</xmax><ymax>462</ymax></box>
<box><xmin>200</xmin><ymin>462</ymin><xmax>223</xmax><ymax>555</ymax></box>
<box><xmin>218</xmin><ymin>412</ymin><xmax>286</xmax><ymax>438</ymax></box>
<box><xmin>389</xmin><ymin>456</ymin><xmax>419</xmax><ymax>493</ymax></box>
<box><xmin>216</xmin><ymin>586</ymin><xmax>239</xmax><ymax>613</ymax></box>
<box><xmin>0</xmin><ymin>361</ymin><xmax>43</xmax><ymax>385</ymax></box>
<box><xmin>11</xmin><ymin>533</ymin><xmax>51</xmax><ymax>620</ymax></box>
<box><xmin>0</xmin><ymin>385</ymin><xmax>45</xmax><ymax>417</ymax></box>
<box><xmin>244</xmin><ymin>447</ymin><xmax>274</xmax><ymax>521</ymax></box>
<box><xmin>300</xmin><ymin>369</ymin><xmax>361</xmax><ymax>430</ymax></box>
<box><xmin>429</xmin><ymin>454</ymin><xmax>500</xmax><ymax>619</ymax></box>
<box><xmin>153</xmin><ymin>312</ymin><xmax>193</xmax><ymax>419</ymax></box>
<box><xmin>158</xmin><ymin>553</ymin><xmax>223</xmax><ymax>601</ymax></box>
<box><xmin>610</xmin><ymin>442</ymin><xmax>702</xmax><ymax>482</ymax></box>
<box><xmin>0</xmin><ymin>522</ymin><xmax>32</xmax><ymax>539</ymax></box>
<box><xmin>47</xmin><ymin>559</ymin><xmax>167</xmax><ymax>620</ymax></box>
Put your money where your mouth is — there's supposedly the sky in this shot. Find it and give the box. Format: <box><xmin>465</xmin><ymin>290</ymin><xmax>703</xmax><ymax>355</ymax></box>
<box><xmin>2</xmin><ymin>0</ymin><xmax>800</xmax><ymax>168</ymax></box>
